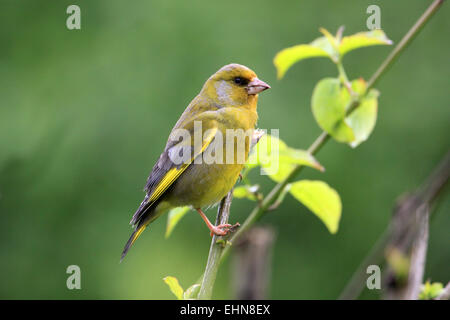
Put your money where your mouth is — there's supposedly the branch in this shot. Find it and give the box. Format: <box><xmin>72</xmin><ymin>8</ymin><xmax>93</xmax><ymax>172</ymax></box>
<box><xmin>339</xmin><ymin>151</ymin><xmax>450</xmax><ymax>300</ymax></box>
<box><xmin>197</xmin><ymin>190</ymin><xmax>237</xmax><ymax>299</ymax></box>
<box><xmin>403</xmin><ymin>206</ymin><xmax>429</xmax><ymax>300</ymax></box>
<box><xmin>383</xmin><ymin>203</ymin><xmax>430</xmax><ymax>300</ymax></box>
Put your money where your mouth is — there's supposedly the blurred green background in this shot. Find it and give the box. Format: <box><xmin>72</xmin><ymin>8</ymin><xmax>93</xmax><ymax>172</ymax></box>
<box><xmin>0</xmin><ymin>0</ymin><xmax>448</xmax><ymax>299</ymax></box>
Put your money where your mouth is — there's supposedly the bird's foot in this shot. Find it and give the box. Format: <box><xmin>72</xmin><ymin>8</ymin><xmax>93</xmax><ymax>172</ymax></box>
<box><xmin>210</xmin><ymin>224</ymin><xmax>231</xmax><ymax>237</ymax></box>
<box><xmin>210</xmin><ymin>222</ymin><xmax>240</xmax><ymax>237</ymax></box>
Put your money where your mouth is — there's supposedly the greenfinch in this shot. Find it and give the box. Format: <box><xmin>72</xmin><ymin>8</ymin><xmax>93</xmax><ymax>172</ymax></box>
<box><xmin>121</xmin><ymin>64</ymin><xmax>270</xmax><ymax>260</ymax></box>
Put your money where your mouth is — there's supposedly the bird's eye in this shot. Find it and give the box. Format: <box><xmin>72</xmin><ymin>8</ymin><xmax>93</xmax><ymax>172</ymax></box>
<box><xmin>233</xmin><ymin>77</ymin><xmax>247</xmax><ymax>86</ymax></box>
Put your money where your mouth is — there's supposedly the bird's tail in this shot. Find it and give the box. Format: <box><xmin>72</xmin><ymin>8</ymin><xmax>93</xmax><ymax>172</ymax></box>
<box><xmin>120</xmin><ymin>200</ymin><xmax>169</xmax><ymax>262</ymax></box>
<box><xmin>120</xmin><ymin>222</ymin><xmax>148</xmax><ymax>262</ymax></box>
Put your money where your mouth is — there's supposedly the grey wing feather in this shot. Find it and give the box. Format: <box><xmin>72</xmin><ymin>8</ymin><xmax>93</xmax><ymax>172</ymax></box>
<box><xmin>129</xmin><ymin>99</ymin><xmax>210</xmax><ymax>227</ymax></box>
<box><xmin>130</xmin><ymin>144</ymin><xmax>176</xmax><ymax>227</ymax></box>
<box><xmin>130</xmin><ymin>134</ymin><xmax>193</xmax><ymax>226</ymax></box>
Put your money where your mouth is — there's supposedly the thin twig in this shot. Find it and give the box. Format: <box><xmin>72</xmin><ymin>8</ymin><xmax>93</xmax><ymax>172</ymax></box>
<box><xmin>339</xmin><ymin>152</ymin><xmax>450</xmax><ymax>299</ymax></box>
<box><xmin>403</xmin><ymin>206</ymin><xmax>429</xmax><ymax>300</ymax></box>
<box><xmin>367</xmin><ymin>0</ymin><xmax>445</xmax><ymax>89</ymax></box>
<box><xmin>383</xmin><ymin>204</ymin><xmax>430</xmax><ymax>300</ymax></box>
<box><xmin>197</xmin><ymin>191</ymin><xmax>236</xmax><ymax>299</ymax></box>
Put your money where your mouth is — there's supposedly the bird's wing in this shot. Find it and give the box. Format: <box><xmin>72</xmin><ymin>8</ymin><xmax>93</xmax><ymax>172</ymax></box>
<box><xmin>130</xmin><ymin>114</ymin><xmax>219</xmax><ymax>227</ymax></box>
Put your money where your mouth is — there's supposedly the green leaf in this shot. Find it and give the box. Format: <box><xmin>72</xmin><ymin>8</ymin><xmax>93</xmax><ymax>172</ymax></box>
<box><xmin>280</xmin><ymin>149</ymin><xmax>325</xmax><ymax>171</ymax></box>
<box><xmin>163</xmin><ymin>276</ymin><xmax>184</xmax><ymax>300</ymax></box>
<box><xmin>312</xmin><ymin>78</ymin><xmax>378</xmax><ymax>146</ymax></box>
<box><xmin>311</xmin><ymin>32</ymin><xmax>339</xmax><ymax>62</ymax></box>
<box><xmin>349</xmin><ymin>77</ymin><xmax>367</xmax><ymax>96</ymax></box>
<box><xmin>289</xmin><ymin>180</ymin><xmax>341</xmax><ymax>233</ymax></box>
<box><xmin>165</xmin><ymin>206</ymin><xmax>190</xmax><ymax>238</ymax></box>
<box><xmin>385</xmin><ymin>248</ymin><xmax>410</xmax><ymax>283</ymax></box>
<box><xmin>274</xmin><ymin>29</ymin><xmax>392</xmax><ymax>78</ymax></box>
<box><xmin>274</xmin><ymin>28</ymin><xmax>340</xmax><ymax>79</ymax></box>
<box><xmin>272</xmin><ymin>148</ymin><xmax>325</xmax><ymax>182</ymax></box>
<box><xmin>247</xmin><ymin>133</ymin><xmax>287</xmax><ymax>167</ymax></box>
<box><xmin>347</xmin><ymin>88</ymin><xmax>379</xmax><ymax>147</ymax></box>
<box><xmin>311</xmin><ymin>78</ymin><xmax>355</xmax><ymax>143</ymax></box>
<box><xmin>183</xmin><ymin>284</ymin><xmax>201</xmax><ymax>300</ymax></box>
<box><xmin>233</xmin><ymin>185</ymin><xmax>258</xmax><ymax>201</ymax></box>
<box><xmin>419</xmin><ymin>281</ymin><xmax>444</xmax><ymax>300</ymax></box>
<box><xmin>274</xmin><ymin>44</ymin><xmax>329</xmax><ymax>79</ymax></box>
<box><xmin>248</xmin><ymin>134</ymin><xmax>324</xmax><ymax>183</ymax></box>
<box><xmin>319</xmin><ymin>27</ymin><xmax>339</xmax><ymax>52</ymax></box>
<box><xmin>339</xmin><ymin>30</ymin><xmax>392</xmax><ymax>57</ymax></box>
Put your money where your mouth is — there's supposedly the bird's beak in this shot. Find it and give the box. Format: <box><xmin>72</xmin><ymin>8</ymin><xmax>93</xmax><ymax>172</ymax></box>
<box><xmin>247</xmin><ymin>78</ymin><xmax>271</xmax><ymax>95</ymax></box>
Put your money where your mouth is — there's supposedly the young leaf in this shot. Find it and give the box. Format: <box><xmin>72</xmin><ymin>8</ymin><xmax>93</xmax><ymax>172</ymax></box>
<box><xmin>248</xmin><ymin>134</ymin><xmax>324</xmax><ymax>183</ymax></box>
<box><xmin>165</xmin><ymin>206</ymin><xmax>190</xmax><ymax>238</ymax></box>
<box><xmin>339</xmin><ymin>30</ymin><xmax>393</xmax><ymax>57</ymax></box>
<box><xmin>347</xmin><ymin>89</ymin><xmax>379</xmax><ymax>147</ymax></box>
<box><xmin>183</xmin><ymin>284</ymin><xmax>201</xmax><ymax>300</ymax></box>
<box><xmin>274</xmin><ymin>44</ymin><xmax>329</xmax><ymax>79</ymax></box>
<box><xmin>311</xmin><ymin>78</ymin><xmax>355</xmax><ymax>143</ymax></box>
<box><xmin>280</xmin><ymin>149</ymin><xmax>325</xmax><ymax>172</ymax></box>
<box><xmin>233</xmin><ymin>185</ymin><xmax>258</xmax><ymax>201</ymax></box>
<box><xmin>270</xmin><ymin>148</ymin><xmax>325</xmax><ymax>182</ymax></box>
<box><xmin>419</xmin><ymin>281</ymin><xmax>444</xmax><ymax>300</ymax></box>
<box><xmin>274</xmin><ymin>28</ymin><xmax>342</xmax><ymax>79</ymax></box>
<box><xmin>312</xmin><ymin>78</ymin><xmax>379</xmax><ymax>147</ymax></box>
<box><xmin>163</xmin><ymin>276</ymin><xmax>184</xmax><ymax>300</ymax></box>
<box><xmin>350</xmin><ymin>77</ymin><xmax>367</xmax><ymax>96</ymax></box>
<box><xmin>314</xmin><ymin>29</ymin><xmax>340</xmax><ymax>62</ymax></box>
<box><xmin>274</xmin><ymin>29</ymin><xmax>392</xmax><ymax>78</ymax></box>
<box><xmin>289</xmin><ymin>180</ymin><xmax>341</xmax><ymax>233</ymax></box>
<box><xmin>319</xmin><ymin>27</ymin><xmax>339</xmax><ymax>51</ymax></box>
<box><xmin>385</xmin><ymin>247</ymin><xmax>410</xmax><ymax>283</ymax></box>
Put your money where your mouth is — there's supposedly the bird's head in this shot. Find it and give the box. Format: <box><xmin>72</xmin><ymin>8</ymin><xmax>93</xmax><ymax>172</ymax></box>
<box><xmin>201</xmin><ymin>64</ymin><xmax>270</xmax><ymax>106</ymax></box>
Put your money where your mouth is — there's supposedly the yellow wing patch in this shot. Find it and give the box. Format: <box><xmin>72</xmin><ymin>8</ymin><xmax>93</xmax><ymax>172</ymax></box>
<box><xmin>147</xmin><ymin>126</ymin><xmax>218</xmax><ymax>205</ymax></box>
<box><xmin>130</xmin><ymin>223</ymin><xmax>147</xmax><ymax>247</ymax></box>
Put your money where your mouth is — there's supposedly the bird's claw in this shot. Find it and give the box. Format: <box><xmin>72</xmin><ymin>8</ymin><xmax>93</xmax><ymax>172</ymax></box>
<box><xmin>210</xmin><ymin>223</ymin><xmax>240</xmax><ymax>237</ymax></box>
<box><xmin>210</xmin><ymin>224</ymin><xmax>232</xmax><ymax>237</ymax></box>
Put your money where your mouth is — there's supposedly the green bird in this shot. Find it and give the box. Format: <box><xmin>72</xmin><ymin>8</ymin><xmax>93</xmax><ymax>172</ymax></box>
<box><xmin>122</xmin><ymin>64</ymin><xmax>270</xmax><ymax>260</ymax></box>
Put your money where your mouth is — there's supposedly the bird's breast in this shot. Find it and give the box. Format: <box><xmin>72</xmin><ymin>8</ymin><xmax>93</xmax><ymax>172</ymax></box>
<box><xmin>165</xmin><ymin>161</ymin><xmax>244</xmax><ymax>208</ymax></box>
